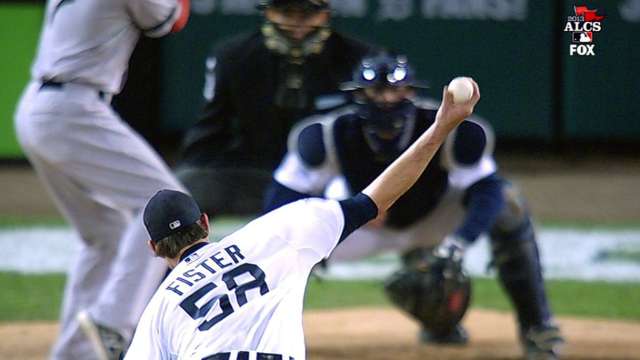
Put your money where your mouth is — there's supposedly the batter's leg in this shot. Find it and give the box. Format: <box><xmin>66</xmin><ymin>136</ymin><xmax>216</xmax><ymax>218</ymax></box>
<box><xmin>16</xmin><ymin>93</ymin><xmax>129</xmax><ymax>360</ymax></box>
<box><xmin>75</xmin><ymin>111</ymin><xmax>185</xmax><ymax>339</ymax></box>
<box><xmin>17</xmin><ymin>92</ymin><xmax>184</xmax><ymax>356</ymax></box>
<box><xmin>89</xmin><ymin>213</ymin><xmax>168</xmax><ymax>339</ymax></box>
<box><xmin>22</xmin><ymin>157</ymin><xmax>127</xmax><ymax>360</ymax></box>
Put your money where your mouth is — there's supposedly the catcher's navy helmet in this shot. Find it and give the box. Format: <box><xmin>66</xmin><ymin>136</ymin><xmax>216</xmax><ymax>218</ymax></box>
<box><xmin>341</xmin><ymin>53</ymin><xmax>428</xmax><ymax>91</ymax></box>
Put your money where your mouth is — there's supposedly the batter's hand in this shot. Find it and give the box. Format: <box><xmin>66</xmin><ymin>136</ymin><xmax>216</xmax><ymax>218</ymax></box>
<box><xmin>435</xmin><ymin>79</ymin><xmax>481</xmax><ymax>131</ymax></box>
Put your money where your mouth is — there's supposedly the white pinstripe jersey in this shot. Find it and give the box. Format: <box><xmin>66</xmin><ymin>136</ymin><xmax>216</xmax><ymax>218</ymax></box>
<box><xmin>32</xmin><ymin>0</ymin><xmax>183</xmax><ymax>94</ymax></box>
<box><xmin>125</xmin><ymin>199</ymin><xmax>346</xmax><ymax>360</ymax></box>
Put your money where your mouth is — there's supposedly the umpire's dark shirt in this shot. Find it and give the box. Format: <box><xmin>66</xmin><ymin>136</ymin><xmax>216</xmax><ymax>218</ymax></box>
<box><xmin>179</xmin><ymin>31</ymin><xmax>373</xmax><ymax>170</ymax></box>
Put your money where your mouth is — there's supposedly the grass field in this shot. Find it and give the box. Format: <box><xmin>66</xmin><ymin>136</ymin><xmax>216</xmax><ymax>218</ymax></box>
<box><xmin>1</xmin><ymin>272</ymin><xmax>639</xmax><ymax>322</ymax></box>
<box><xmin>2</xmin><ymin>218</ymin><xmax>639</xmax><ymax>323</ymax></box>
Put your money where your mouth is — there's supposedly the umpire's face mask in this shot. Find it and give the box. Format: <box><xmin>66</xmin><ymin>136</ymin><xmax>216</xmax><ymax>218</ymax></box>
<box><xmin>262</xmin><ymin>7</ymin><xmax>331</xmax><ymax>110</ymax></box>
<box><xmin>262</xmin><ymin>7</ymin><xmax>331</xmax><ymax>59</ymax></box>
<box><xmin>357</xmin><ymin>88</ymin><xmax>417</xmax><ymax>161</ymax></box>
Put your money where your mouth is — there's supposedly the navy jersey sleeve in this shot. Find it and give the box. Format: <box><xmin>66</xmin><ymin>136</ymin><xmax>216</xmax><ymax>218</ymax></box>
<box><xmin>443</xmin><ymin>118</ymin><xmax>498</xmax><ymax>189</ymax></box>
<box><xmin>264</xmin><ymin>121</ymin><xmax>331</xmax><ymax>212</ymax></box>
<box><xmin>338</xmin><ymin>193</ymin><xmax>378</xmax><ymax>242</ymax></box>
<box><xmin>455</xmin><ymin>173</ymin><xmax>506</xmax><ymax>243</ymax></box>
<box><xmin>452</xmin><ymin>121</ymin><xmax>488</xmax><ymax>165</ymax></box>
<box><xmin>296</xmin><ymin>122</ymin><xmax>327</xmax><ymax>167</ymax></box>
<box><xmin>272</xmin><ymin>112</ymin><xmax>347</xmax><ymax>198</ymax></box>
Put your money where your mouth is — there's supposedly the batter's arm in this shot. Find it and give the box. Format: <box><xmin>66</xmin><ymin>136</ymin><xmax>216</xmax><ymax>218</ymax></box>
<box><xmin>129</xmin><ymin>0</ymin><xmax>190</xmax><ymax>37</ymax></box>
<box><xmin>170</xmin><ymin>0</ymin><xmax>190</xmax><ymax>32</ymax></box>
<box><xmin>363</xmin><ymin>82</ymin><xmax>481</xmax><ymax>213</ymax></box>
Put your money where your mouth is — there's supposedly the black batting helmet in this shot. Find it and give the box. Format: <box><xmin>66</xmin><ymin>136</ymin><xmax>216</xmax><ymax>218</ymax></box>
<box><xmin>341</xmin><ymin>53</ymin><xmax>428</xmax><ymax>91</ymax></box>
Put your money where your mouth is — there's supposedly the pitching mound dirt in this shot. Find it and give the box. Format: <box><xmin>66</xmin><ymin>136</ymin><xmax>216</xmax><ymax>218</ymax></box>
<box><xmin>305</xmin><ymin>307</ymin><xmax>640</xmax><ymax>359</ymax></box>
<box><xmin>1</xmin><ymin>308</ymin><xmax>639</xmax><ymax>360</ymax></box>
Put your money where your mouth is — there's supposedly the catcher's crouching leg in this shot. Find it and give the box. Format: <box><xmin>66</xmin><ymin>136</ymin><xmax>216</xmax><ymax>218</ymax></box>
<box><xmin>489</xmin><ymin>184</ymin><xmax>564</xmax><ymax>359</ymax></box>
<box><xmin>384</xmin><ymin>247</ymin><xmax>471</xmax><ymax>345</ymax></box>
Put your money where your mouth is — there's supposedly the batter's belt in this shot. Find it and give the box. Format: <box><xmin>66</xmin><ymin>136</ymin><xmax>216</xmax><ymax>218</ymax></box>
<box><xmin>39</xmin><ymin>79</ymin><xmax>113</xmax><ymax>103</ymax></box>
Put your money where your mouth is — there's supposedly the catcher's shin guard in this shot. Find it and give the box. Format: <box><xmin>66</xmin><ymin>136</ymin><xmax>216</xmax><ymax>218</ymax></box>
<box><xmin>489</xmin><ymin>185</ymin><xmax>553</xmax><ymax>331</ymax></box>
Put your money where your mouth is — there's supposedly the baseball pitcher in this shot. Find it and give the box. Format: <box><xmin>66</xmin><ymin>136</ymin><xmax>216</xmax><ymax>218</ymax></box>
<box><xmin>124</xmin><ymin>81</ymin><xmax>480</xmax><ymax>359</ymax></box>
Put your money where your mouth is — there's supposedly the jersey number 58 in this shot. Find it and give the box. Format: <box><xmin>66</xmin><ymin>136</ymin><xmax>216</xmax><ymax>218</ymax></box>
<box><xmin>179</xmin><ymin>263</ymin><xmax>270</xmax><ymax>331</ymax></box>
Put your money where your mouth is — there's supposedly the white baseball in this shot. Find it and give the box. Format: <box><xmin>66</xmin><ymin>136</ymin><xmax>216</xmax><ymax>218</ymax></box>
<box><xmin>447</xmin><ymin>77</ymin><xmax>474</xmax><ymax>104</ymax></box>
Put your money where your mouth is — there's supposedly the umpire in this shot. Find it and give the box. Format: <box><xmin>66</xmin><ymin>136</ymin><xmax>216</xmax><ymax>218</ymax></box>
<box><xmin>176</xmin><ymin>0</ymin><xmax>375</xmax><ymax>216</ymax></box>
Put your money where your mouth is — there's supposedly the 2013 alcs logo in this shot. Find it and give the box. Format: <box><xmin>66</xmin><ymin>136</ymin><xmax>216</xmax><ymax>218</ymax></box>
<box><xmin>564</xmin><ymin>5</ymin><xmax>606</xmax><ymax>56</ymax></box>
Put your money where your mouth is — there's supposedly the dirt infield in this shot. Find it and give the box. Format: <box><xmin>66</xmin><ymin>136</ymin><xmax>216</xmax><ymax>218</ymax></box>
<box><xmin>2</xmin><ymin>308</ymin><xmax>639</xmax><ymax>360</ymax></box>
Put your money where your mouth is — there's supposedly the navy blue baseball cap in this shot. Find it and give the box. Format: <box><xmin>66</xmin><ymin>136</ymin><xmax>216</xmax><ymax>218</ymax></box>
<box><xmin>143</xmin><ymin>190</ymin><xmax>202</xmax><ymax>242</ymax></box>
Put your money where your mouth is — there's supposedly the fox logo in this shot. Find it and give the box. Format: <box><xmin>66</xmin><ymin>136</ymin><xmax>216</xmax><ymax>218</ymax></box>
<box><xmin>569</xmin><ymin>44</ymin><xmax>595</xmax><ymax>56</ymax></box>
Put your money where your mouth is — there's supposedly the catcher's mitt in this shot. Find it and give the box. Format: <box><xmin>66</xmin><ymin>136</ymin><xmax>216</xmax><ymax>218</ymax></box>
<box><xmin>384</xmin><ymin>247</ymin><xmax>471</xmax><ymax>337</ymax></box>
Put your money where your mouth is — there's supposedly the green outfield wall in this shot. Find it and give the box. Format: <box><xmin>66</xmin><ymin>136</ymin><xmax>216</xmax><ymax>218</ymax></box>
<box><xmin>0</xmin><ymin>4</ymin><xmax>43</xmax><ymax>158</ymax></box>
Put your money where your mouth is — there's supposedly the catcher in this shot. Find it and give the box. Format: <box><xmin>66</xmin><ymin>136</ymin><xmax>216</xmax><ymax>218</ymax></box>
<box><xmin>264</xmin><ymin>53</ymin><xmax>564</xmax><ymax>359</ymax></box>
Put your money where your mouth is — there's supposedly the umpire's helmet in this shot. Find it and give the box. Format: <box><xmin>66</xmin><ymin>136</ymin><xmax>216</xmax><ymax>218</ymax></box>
<box><xmin>384</xmin><ymin>247</ymin><xmax>471</xmax><ymax>338</ymax></box>
<box><xmin>341</xmin><ymin>53</ymin><xmax>428</xmax><ymax>91</ymax></box>
<box><xmin>257</xmin><ymin>0</ymin><xmax>330</xmax><ymax>11</ymax></box>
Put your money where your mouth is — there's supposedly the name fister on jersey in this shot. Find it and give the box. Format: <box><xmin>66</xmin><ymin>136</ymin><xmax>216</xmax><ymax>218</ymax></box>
<box><xmin>165</xmin><ymin>244</ymin><xmax>246</xmax><ymax>296</ymax></box>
